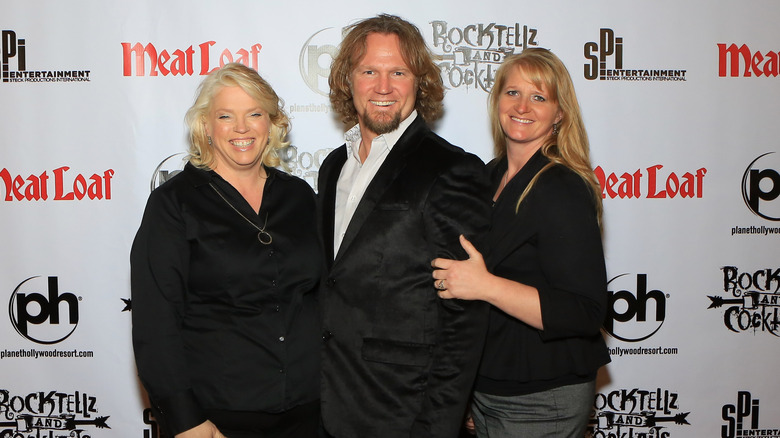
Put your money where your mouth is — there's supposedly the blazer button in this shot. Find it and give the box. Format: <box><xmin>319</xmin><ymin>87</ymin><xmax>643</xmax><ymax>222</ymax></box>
<box><xmin>322</xmin><ymin>330</ymin><xmax>333</xmax><ymax>343</ymax></box>
<box><xmin>326</xmin><ymin>278</ymin><xmax>336</xmax><ymax>287</ymax></box>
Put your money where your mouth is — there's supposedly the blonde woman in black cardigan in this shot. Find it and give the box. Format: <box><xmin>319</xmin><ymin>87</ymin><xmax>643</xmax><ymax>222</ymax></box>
<box><xmin>432</xmin><ymin>48</ymin><xmax>610</xmax><ymax>438</ymax></box>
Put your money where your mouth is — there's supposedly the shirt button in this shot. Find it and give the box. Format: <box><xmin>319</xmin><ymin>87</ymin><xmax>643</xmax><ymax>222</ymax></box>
<box><xmin>275</xmin><ymin>306</ymin><xmax>280</xmax><ymax>312</ymax></box>
<box><xmin>279</xmin><ymin>336</ymin><xmax>285</xmax><ymax>342</ymax></box>
<box><xmin>272</xmin><ymin>280</ymin><xmax>277</xmax><ymax>287</ymax></box>
<box><xmin>269</xmin><ymin>250</ymin><xmax>274</xmax><ymax>257</ymax></box>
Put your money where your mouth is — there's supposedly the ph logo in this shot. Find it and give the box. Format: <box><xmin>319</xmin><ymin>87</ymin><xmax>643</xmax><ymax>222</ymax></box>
<box><xmin>8</xmin><ymin>276</ymin><xmax>80</xmax><ymax>344</ymax></box>
<box><xmin>605</xmin><ymin>273</ymin><xmax>667</xmax><ymax>342</ymax></box>
<box><xmin>584</xmin><ymin>28</ymin><xmax>623</xmax><ymax>80</ymax></box>
<box><xmin>742</xmin><ymin>152</ymin><xmax>780</xmax><ymax>221</ymax></box>
<box><xmin>298</xmin><ymin>27</ymin><xmax>340</xmax><ymax>96</ymax></box>
<box><xmin>2</xmin><ymin>30</ymin><xmax>27</xmax><ymax>81</ymax></box>
<box><xmin>150</xmin><ymin>152</ymin><xmax>187</xmax><ymax>192</ymax></box>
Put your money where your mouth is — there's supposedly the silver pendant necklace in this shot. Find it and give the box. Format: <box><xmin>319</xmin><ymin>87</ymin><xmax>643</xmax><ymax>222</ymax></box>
<box><xmin>209</xmin><ymin>182</ymin><xmax>272</xmax><ymax>245</ymax></box>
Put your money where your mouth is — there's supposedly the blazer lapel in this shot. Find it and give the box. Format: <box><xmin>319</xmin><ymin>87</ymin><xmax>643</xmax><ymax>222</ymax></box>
<box><xmin>321</xmin><ymin>146</ymin><xmax>347</xmax><ymax>268</ymax></box>
<box><xmin>333</xmin><ymin>117</ymin><xmax>427</xmax><ymax>264</ymax></box>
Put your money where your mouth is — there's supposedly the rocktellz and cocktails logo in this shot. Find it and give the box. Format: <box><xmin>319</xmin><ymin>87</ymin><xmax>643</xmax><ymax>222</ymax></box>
<box><xmin>2</xmin><ymin>30</ymin><xmax>91</xmax><ymax>84</ymax></box>
<box><xmin>0</xmin><ymin>167</ymin><xmax>114</xmax><ymax>201</ymax></box>
<box><xmin>298</xmin><ymin>21</ymin><xmax>539</xmax><ymax>95</ymax></box>
<box><xmin>584</xmin><ymin>28</ymin><xmax>687</xmax><ymax>82</ymax></box>
<box><xmin>707</xmin><ymin>266</ymin><xmax>780</xmax><ymax>336</ymax></box>
<box><xmin>429</xmin><ymin>21</ymin><xmax>539</xmax><ymax>92</ymax></box>
<box><xmin>718</xmin><ymin>43</ymin><xmax>780</xmax><ymax>78</ymax></box>
<box><xmin>587</xmin><ymin>388</ymin><xmax>690</xmax><ymax>437</ymax></box>
<box><xmin>0</xmin><ymin>389</ymin><xmax>109</xmax><ymax>438</ymax></box>
<box><xmin>121</xmin><ymin>40</ymin><xmax>263</xmax><ymax>76</ymax></box>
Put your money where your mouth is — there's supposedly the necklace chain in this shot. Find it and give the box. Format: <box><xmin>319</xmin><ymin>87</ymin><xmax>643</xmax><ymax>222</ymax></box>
<box><xmin>209</xmin><ymin>182</ymin><xmax>272</xmax><ymax>245</ymax></box>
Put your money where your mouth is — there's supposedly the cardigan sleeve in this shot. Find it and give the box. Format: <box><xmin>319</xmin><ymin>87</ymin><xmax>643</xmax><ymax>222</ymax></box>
<box><xmin>532</xmin><ymin>167</ymin><xmax>608</xmax><ymax>341</ymax></box>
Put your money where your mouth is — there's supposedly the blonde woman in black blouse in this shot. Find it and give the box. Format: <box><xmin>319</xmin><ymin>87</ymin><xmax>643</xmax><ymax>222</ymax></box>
<box><xmin>132</xmin><ymin>63</ymin><xmax>322</xmax><ymax>438</ymax></box>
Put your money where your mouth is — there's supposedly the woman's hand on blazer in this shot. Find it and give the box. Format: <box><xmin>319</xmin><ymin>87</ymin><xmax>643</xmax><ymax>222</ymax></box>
<box><xmin>431</xmin><ymin>235</ymin><xmax>492</xmax><ymax>301</ymax></box>
<box><xmin>175</xmin><ymin>420</ymin><xmax>226</xmax><ymax>438</ymax></box>
<box><xmin>432</xmin><ymin>235</ymin><xmax>544</xmax><ymax>330</ymax></box>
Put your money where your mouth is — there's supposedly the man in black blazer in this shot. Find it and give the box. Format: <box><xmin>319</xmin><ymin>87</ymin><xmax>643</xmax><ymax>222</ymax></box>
<box><xmin>317</xmin><ymin>14</ymin><xmax>492</xmax><ymax>438</ymax></box>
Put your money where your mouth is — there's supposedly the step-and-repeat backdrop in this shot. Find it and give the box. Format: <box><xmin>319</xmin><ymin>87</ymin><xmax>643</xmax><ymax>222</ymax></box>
<box><xmin>2</xmin><ymin>1</ymin><xmax>779</xmax><ymax>437</ymax></box>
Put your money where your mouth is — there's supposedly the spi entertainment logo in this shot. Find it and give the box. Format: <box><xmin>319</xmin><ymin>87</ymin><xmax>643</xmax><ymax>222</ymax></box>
<box><xmin>605</xmin><ymin>274</ymin><xmax>667</xmax><ymax>342</ymax></box>
<box><xmin>2</xmin><ymin>30</ymin><xmax>91</xmax><ymax>83</ymax></box>
<box><xmin>587</xmin><ymin>387</ymin><xmax>690</xmax><ymax>438</ymax></box>
<box><xmin>707</xmin><ymin>266</ymin><xmax>780</xmax><ymax>336</ymax></box>
<box><xmin>8</xmin><ymin>277</ymin><xmax>80</xmax><ymax>345</ymax></box>
<box><xmin>142</xmin><ymin>408</ymin><xmax>161</xmax><ymax>438</ymax></box>
<box><xmin>584</xmin><ymin>28</ymin><xmax>686</xmax><ymax>82</ymax></box>
<box><xmin>722</xmin><ymin>391</ymin><xmax>780</xmax><ymax>438</ymax></box>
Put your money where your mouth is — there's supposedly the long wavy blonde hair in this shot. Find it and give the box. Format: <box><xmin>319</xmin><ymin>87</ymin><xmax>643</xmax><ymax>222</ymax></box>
<box><xmin>489</xmin><ymin>48</ymin><xmax>602</xmax><ymax>225</ymax></box>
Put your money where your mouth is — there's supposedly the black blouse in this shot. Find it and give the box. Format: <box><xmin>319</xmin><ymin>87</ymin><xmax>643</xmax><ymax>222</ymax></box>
<box><xmin>131</xmin><ymin>163</ymin><xmax>322</xmax><ymax>435</ymax></box>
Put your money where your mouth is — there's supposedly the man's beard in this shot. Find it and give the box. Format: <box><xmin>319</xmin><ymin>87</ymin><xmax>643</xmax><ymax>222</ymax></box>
<box><xmin>361</xmin><ymin>109</ymin><xmax>403</xmax><ymax>136</ymax></box>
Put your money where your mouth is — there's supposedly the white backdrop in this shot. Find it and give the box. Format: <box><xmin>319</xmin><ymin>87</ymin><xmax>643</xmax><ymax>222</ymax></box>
<box><xmin>2</xmin><ymin>1</ymin><xmax>779</xmax><ymax>437</ymax></box>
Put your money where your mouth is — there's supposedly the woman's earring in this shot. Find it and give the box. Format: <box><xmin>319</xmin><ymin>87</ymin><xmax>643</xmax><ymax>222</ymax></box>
<box><xmin>552</xmin><ymin>123</ymin><xmax>560</xmax><ymax>135</ymax></box>
<box><xmin>207</xmin><ymin>136</ymin><xmax>213</xmax><ymax>145</ymax></box>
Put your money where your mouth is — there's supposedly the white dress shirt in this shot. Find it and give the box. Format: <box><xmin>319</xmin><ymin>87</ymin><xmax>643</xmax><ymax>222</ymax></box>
<box><xmin>333</xmin><ymin>111</ymin><xmax>418</xmax><ymax>256</ymax></box>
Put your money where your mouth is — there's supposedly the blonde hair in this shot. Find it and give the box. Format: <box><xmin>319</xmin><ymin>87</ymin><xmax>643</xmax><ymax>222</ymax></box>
<box><xmin>184</xmin><ymin>63</ymin><xmax>290</xmax><ymax>170</ymax></box>
<box><xmin>328</xmin><ymin>14</ymin><xmax>444</xmax><ymax>125</ymax></box>
<box><xmin>489</xmin><ymin>48</ymin><xmax>602</xmax><ymax>224</ymax></box>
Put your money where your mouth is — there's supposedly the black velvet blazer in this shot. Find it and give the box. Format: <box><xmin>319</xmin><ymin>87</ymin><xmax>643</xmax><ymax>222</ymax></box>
<box><xmin>318</xmin><ymin>116</ymin><xmax>492</xmax><ymax>438</ymax></box>
<box><xmin>476</xmin><ymin>151</ymin><xmax>611</xmax><ymax>396</ymax></box>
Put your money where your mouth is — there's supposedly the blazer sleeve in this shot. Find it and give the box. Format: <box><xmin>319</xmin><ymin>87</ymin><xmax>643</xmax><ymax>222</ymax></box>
<box><xmin>412</xmin><ymin>152</ymin><xmax>492</xmax><ymax>438</ymax></box>
<box><xmin>533</xmin><ymin>168</ymin><xmax>608</xmax><ymax>341</ymax></box>
<box><xmin>130</xmin><ymin>188</ymin><xmax>207</xmax><ymax>436</ymax></box>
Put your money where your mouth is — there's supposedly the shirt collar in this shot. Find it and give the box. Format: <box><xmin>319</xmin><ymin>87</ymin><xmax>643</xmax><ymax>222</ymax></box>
<box><xmin>344</xmin><ymin>110</ymin><xmax>418</xmax><ymax>161</ymax></box>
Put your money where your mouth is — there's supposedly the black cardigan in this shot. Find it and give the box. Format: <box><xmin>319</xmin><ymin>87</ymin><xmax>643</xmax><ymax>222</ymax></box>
<box><xmin>476</xmin><ymin>150</ymin><xmax>611</xmax><ymax>396</ymax></box>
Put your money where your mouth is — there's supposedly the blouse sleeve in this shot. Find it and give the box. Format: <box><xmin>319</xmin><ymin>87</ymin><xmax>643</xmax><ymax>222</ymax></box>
<box><xmin>533</xmin><ymin>168</ymin><xmax>608</xmax><ymax>341</ymax></box>
<box><xmin>130</xmin><ymin>187</ymin><xmax>207</xmax><ymax>435</ymax></box>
